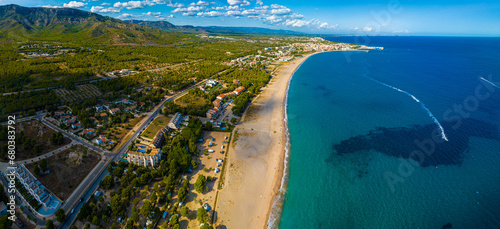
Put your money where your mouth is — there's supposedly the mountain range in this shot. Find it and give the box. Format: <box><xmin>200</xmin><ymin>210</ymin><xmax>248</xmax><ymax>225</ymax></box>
<box><xmin>0</xmin><ymin>4</ymin><xmax>184</xmax><ymax>44</ymax></box>
<box><xmin>0</xmin><ymin>4</ymin><xmax>303</xmax><ymax>44</ymax></box>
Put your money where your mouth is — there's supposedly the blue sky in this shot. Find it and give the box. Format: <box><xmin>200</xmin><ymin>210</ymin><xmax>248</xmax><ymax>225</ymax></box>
<box><xmin>2</xmin><ymin>0</ymin><xmax>500</xmax><ymax>36</ymax></box>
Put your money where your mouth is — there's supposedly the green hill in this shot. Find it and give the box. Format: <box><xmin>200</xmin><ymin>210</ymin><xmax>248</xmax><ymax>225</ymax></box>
<box><xmin>125</xmin><ymin>20</ymin><xmax>208</xmax><ymax>34</ymax></box>
<box><xmin>0</xmin><ymin>4</ymin><xmax>185</xmax><ymax>44</ymax></box>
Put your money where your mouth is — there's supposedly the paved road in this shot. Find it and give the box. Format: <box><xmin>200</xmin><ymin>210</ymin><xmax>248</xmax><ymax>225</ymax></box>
<box><xmin>2</xmin><ymin>59</ymin><xmax>202</xmax><ymax>96</ymax></box>
<box><xmin>146</xmin><ymin>59</ymin><xmax>202</xmax><ymax>72</ymax></box>
<box><xmin>60</xmin><ymin>79</ymin><xmax>208</xmax><ymax>229</ymax></box>
<box><xmin>0</xmin><ymin>79</ymin><xmax>208</xmax><ymax>228</ymax></box>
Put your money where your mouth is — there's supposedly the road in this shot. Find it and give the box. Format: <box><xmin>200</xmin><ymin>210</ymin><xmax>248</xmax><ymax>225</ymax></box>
<box><xmin>59</xmin><ymin>79</ymin><xmax>207</xmax><ymax>229</ymax></box>
<box><xmin>146</xmin><ymin>59</ymin><xmax>201</xmax><ymax>72</ymax></box>
<box><xmin>0</xmin><ymin>79</ymin><xmax>206</xmax><ymax>228</ymax></box>
<box><xmin>2</xmin><ymin>59</ymin><xmax>202</xmax><ymax>96</ymax></box>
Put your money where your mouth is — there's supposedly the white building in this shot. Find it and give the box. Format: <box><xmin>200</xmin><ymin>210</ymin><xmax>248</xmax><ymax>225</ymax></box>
<box><xmin>12</xmin><ymin>165</ymin><xmax>53</xmax><ymax>207</ymax></box>
<box><xmin>126</xmin><ymin>145</ymin><xmax>162</xmax><ymax>167</ymax></box>
<box><xmin>168</xmin><ymin>112</ymin><xmax>183</xmax><ymax>130</ymax></box>
<box><xmin>206</xmin><ymin>79</ymin><xmax>218</xmax><ymax>88</ymax></box>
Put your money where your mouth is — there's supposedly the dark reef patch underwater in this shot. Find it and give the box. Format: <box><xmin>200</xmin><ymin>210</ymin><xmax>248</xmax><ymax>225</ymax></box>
<box><xmin>332</xmin><ymin>118</ymin><xmax>498</xmax><ymax>167</ymax></box>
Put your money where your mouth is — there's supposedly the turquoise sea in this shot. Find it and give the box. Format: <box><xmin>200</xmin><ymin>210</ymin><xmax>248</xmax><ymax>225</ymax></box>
<box><xmin>277</xmin><ymin>37</ymin><xmax>500</xmax><ymax>229</ymax></box>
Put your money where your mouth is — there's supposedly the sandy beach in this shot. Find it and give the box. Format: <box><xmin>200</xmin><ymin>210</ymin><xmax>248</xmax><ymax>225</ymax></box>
<box><xmin>214</xmin><ymin>53</ymin><xmax>316</xmax><ymax>229</ymax></box>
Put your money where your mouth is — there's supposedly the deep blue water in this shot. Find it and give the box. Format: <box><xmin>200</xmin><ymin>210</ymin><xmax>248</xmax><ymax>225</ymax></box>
<box><xmin>278</xmin><ymin>37</ymin><xmax>500</xmax><ymax>229</ymax></box>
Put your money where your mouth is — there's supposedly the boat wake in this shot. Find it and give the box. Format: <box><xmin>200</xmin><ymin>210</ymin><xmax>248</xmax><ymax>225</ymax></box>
<box><xmin>480</xmin><ymin>76</ymin><xmax>500</xmax><ymax>89</ymax></box>
<box><xmin>363</xmin><ymin>74</ymin><xmax>449</xmax><ymax>141</ymax></box>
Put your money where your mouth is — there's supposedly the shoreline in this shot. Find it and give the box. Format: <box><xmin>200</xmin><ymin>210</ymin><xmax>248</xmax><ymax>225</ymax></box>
<box><xmin>265</xmin><ymin>52</ymin><xmax>317</xmax><ymax>228</ymax></box>
<box><xmin>214</xmin><ymin>52</ymin><xmax>317</xmax><ymax>229</ymax></box>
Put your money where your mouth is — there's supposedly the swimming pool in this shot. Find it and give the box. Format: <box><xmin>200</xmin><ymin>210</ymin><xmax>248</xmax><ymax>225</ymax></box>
<box><xmin>139</xmin><ymin>146</ymin><xmax>147</xmax><ymax>149</ymax></box>
<box><xmin>137</xmin><ymin>149</ymin><xmax>147</xmax><ymax>153</ymax></box>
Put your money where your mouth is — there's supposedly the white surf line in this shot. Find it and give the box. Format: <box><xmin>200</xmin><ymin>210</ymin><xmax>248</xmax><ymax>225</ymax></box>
<box><xmin>480</xmin><ymin>77</ymin><xmax>500</xmax><ymax>89</ymax></box>
<box><xmin>363</xmin><ymin>74</ymin><xmax>449</xmax><ymax>141</ymax></box>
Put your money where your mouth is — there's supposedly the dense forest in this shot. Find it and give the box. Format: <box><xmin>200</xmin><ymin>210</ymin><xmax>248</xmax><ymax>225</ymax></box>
<box><xmin>0</xmin><ymin>39</ymin><xmax>266</xmax><ymax>93</ymax></box>
<box><xmin>0</xmin><ymin>90</ymin><xmax>59</xmax><ymax>115</ymax></box>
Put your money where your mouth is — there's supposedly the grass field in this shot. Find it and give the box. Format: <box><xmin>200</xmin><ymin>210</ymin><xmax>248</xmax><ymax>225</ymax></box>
<box><xmin>141</xmin><ymin>115</ymin><xmax>171</xmax><ymax>139</ymax></box>
<box><xmin>175</xmin><ymin>93</ymin><xmax>211</xmax><ymax>108</ymax></box>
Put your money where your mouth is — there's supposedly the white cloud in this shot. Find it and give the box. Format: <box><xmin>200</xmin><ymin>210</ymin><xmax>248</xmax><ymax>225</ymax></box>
<box><xmin>196</xmin><ymin>1</ymin><xmax>209</xmax><ymax>6</ymax></box>
<box><xmin>167</xmin><ymin>14</ymin><xmax>175</xmax><ymax>18</ymax></box>
<box><xmin>63</xmin><ymin>1</ymin><xmax>87</xmax><ymax>8</ymax></box>
<box><xmin>363</xmin><ymin>26</ymin><xmax>374</xmax><ymax>32</ymax></box>
<box><xmin>167</xmin><ymin>0</ymin><xmax>335</xmax><ymax>30</ymax></box>
<box><xmin>240</xmin><ymin>0</ymin><xmax>250</xmax><ymax>6</ymax></box>
<box><xmin>182</xmin><ymin>12</ymin><xmax>197</xmax><ymax>16</ymax></box>
<box><xmin>118</xmin><ymin>13</ymin><xmax>135</xmax><ymax>19</ymax></box>
<box><xmin>114</xmin><ymin>0</ymin><xmax>156</xmax><ymax>9</ymax></box>
<box><xmin>226</xmin><ymin>10</ymin><xmax>242</xmax><ymax>16</ymax></box>
<box><xmin>171</xmin><ymin>5</ymin><xmax>206</xmax><ymax>13</ymax></box>
<box><xmin>197</xmin><ymin>11</ymin><xmax>224</xmax><ymax>17</ymax></box>
<box><xmin>143</xmin><ymin>12</ymin><xmax>162</xmax><ymax>16</ymax></box>
<box><xmin>284</xmin><ymin>19</ymin><xmax>309</xmax><ymax>27</ymax></box>
<box><xmin>282</xmin><ymin>18</ymin><xmax>336</xmax><ymax>29</ymax></box>
<box><xmin>101</xmin><ymin>2</ymin><xmax>111</xmax><ymax>5</ymax></box>
<box><xmin>241</xmin><ymin>9</ymin><xmax>259</xmax><ymax>16</ymax></box>
<box><xmin>42</xmin><ymin>5</ymin><xmax>62</xmax><ymax>8</ymax></box>
<box><xmin>393</xmin><ymin>29</ymin><xmax>409</xmax><ymax>33</ymax></box>
<box><xmin>269</xmin><ymin>5</ymin><xmax>291</xmax><ymax>15</ymax></box>
<box><xmin>91</xmin><ymin>6</ymin><xmax>120</xmax><ymax>13</ymax></box>
<box><xmin>270</xmin><ymin>4</ymin><xmax>286</xmax><ymax>9</ymax></box>
<box><xmin>262</xmin><ymin>15</ymin><xmax>283</xmax><ymax>24</ymax></box>
<box><xmin>167</xmin><ymin>3</ymin><xmax>184</xmax><ymax>7</ymax></box>
<box><xmin>227</xmin><ymin>5</ymin><xmax>240</xmax><ymax>10</ymax></box>
<box><xmin>227</xmin><ymin>0</ymin><xmax>243</xmax><ymax>5</ymax></box>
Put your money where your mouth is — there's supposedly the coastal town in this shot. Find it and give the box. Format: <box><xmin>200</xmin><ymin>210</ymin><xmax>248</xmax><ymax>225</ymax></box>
<box><xmin>0</xmin><ymin>11</ymin><xmax>374</xmax><ymax>229</ymax></box>
<box><xmin>0</xmin><ymin>1</ymin><xmax>496</xmax><ymax>229</ymax></box>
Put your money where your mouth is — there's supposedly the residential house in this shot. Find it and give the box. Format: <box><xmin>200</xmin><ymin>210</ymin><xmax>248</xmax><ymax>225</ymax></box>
<box><xmin>124</xmin><ymin>106</ymin><xmax>137</xmax><ymax>113</ymax></box>
<box><xmin>206</xmin><ymin>79</ymin><xmax>218</xmax><ymax>87</ymax></box>
<box><xmin>109</xmin><ymin>108</ymin><xmax>121</xmax><ymax>115</ymax></box>
<box><xmin>83</xmin><ymin>128</ymin><xmax>95</xmax><ymax>135</ymax></box>
<box><xmin>95</xmin><ymin>135</ymin><xmax>111</xmax><ymax>145</ymax></box>
<box><xmin>234</xmin><ymin>86</ymin><xmax>246</xmax><ymax>95</ymax></box>
<box><xmin>71</xmin><ymin>121</ymin><xmax>82</xmax><ymax>129</ymax></box>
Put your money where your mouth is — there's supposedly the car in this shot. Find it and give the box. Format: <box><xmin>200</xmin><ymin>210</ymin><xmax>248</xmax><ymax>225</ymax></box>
<box><xmin>71</xmin><ymin>208</ymin><xmax>74</xmax><ymax>214</ymax></box>
<box><xmin>220</xmin><ymin>150</ymin><xmax>224</xmax><ymax>154</ymax></box>
<box><xmin>79</xmin><ymin>198</ymin><xmax>84</xmax><ymax>203</ymax></box>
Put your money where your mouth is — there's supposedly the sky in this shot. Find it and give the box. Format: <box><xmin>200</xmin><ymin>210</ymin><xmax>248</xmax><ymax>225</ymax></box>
<box><xmin>1</xmin><ymin>0</ymin><xmax>500</xmax><ymax>36</ymax></box>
